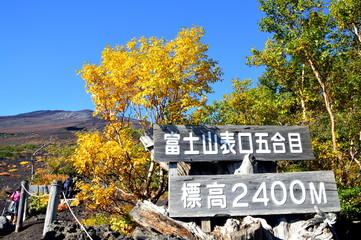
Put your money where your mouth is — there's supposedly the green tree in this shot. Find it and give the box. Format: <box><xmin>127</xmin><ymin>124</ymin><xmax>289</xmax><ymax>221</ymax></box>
<box><xmin>254</xmin><ymin>0</ymin><xmax>342</xmax><ymax>153</ymax></box>
<box><xmin>330</xmin><ymin>0</ymin><xmax>361</xmax><ymax>47</ymax></box>
<box><xmin>247</xmin><ymin>39</ymin><xmax>321</xmax><ymax>124</ymax></box>
<box><xmin>194</xmin><ymin>79</ymin><xmax>300</xmax><ymax>126</ymax></box>
<box><xmin>250</xmin><ymin>0</ymin><xmax>361</xmax><ymax>166</ymax></box>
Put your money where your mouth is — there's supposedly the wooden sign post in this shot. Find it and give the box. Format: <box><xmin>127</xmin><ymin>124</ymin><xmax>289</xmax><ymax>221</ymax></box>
<box><xmin>169</xmin><ymin>171</ymin><xmax>340</xmax><ymax>217</ymax></box>
<box><xmin>154</xmin><ymin>125</ymin><xmax>314</xmax><ymax>162</ymax></box>
<box><xmin>153</xmin><ymin>124</ymin><xmax>340</xmax><ymax>231</ymax></box>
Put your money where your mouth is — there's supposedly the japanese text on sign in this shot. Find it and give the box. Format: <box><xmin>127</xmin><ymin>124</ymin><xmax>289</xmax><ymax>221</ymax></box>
<box><xmin>181</xmin><ymin>180</ymin><xmax>326</xmax><ymax>209</ymax></box>
<box><xmin>154</xmin><ymin>125</ymin><xmax>314</xmax><ymax>162</ymax></box>
<box><xmin>164</xmin><ymin>131</ymin><xmax>302</xmax><ymax>155</ymax></box>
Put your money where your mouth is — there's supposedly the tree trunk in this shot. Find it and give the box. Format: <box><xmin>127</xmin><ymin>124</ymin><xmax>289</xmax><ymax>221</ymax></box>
<box><xmin>130</xmin><ymin>200</ymin><xmax>205</xmax><ymax>239</ymax></box>
<box><xmin>300</xmin><ymin>64</ymin><xmax>308</xmax><ymax>122</ymax></box>
<box><xmin>306</xmin><ymin>55</ymin><xmax>338</xmax><ymax>154</ymax></box>
<box><xmin>352</xmin><ymin>23</ymin><xmax>361</xmax><ymax>46</ymax></box>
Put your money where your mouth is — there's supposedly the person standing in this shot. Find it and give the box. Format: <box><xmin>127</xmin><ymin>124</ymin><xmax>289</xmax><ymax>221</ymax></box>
<box><xmin>8</xmin><ymin>188</ymin><xmax>21</xmax><ymax>224</ymax></box>
<box><xmin>63</xmin><ymin>177</ymin><xmax>73</xmax><ymax>198</ymax></box>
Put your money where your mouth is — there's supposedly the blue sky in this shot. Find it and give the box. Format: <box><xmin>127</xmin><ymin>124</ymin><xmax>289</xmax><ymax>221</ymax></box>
<box><xmin>0</xmin><ymin>0</ymin><xmax>269</xmax><ymax>116</ymax></box>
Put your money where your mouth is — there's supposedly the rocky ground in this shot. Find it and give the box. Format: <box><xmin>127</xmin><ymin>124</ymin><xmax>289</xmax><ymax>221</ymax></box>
<box><xmin>0</xmin><ymin>203</ymin><xmax>181</xmax><ymax>240</ymax></box>
<box><xmin>0</xmin><ymin>205</ymin><xmax>136</xmax><ymax>240</ymax></box>
<box><xmin>0</xmin><ymin>205</ymin><xmax>83</xmax><ymax>239</ymax></box>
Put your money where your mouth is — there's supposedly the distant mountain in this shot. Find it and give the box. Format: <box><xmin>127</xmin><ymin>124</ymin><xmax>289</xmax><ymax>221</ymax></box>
<box><xmin>0</xmin><ymin>110</ymin><xmax>102</xmax><ymax>132</ymax></box>
<box><xmin>0</xmin><ymin>110</ymin><xmax>107</xmax><ymax>146</ymax></box>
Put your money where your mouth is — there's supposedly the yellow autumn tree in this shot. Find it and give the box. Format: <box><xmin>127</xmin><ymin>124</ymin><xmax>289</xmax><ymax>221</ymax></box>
<box><xmin>70</xmin><ymin>26</ymin><xmax>222</xmax><ymax>231</ymax></box>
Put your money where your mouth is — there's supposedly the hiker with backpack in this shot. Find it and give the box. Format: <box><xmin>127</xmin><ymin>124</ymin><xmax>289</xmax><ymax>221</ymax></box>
<box><xmin>8</xmin><ymin>188</ymin><xmax>20</xmax><ymax>224</ymax></box>
<box><xmin>63</xmin><ymin>177</ymin><xmax>73</xmax><ymax>198</ymax></box>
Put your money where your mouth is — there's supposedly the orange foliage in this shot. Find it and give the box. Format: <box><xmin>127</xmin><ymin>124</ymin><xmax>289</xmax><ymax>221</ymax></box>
<box><xmin>57</xmin><ymin>203</ymin><xmax>68</xmax><ymax>212</ymax></box>
<box><xmin>31</xmin><ymin>168</ymin><xmax>68</xmax><ymax>185</ymax></box>
<box><xmin>9</xmin><ymin>174</ymin><xmax>21</xmax><ymax>178</ymax></box>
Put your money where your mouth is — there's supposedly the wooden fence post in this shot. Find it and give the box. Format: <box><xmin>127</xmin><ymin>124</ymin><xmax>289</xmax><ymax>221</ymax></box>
<box><xmin>23</xmin><ymin>190</ymin><xmax>29</xmax><ymax>222</ymax></box>
<box><xmin>15</xmin><ymin>180</ymin><xmax>28</xmax><ymax>232</ymax></box>
<box><xmin>42</xmin><ymin>180</ymin><xmax>62</xmax><ymax>237</ymax></box>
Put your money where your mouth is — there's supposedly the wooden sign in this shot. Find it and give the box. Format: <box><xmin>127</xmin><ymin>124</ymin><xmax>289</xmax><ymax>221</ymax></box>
<box><xmin>169</xmin><ymin>171</ymin><xmax>340</xmax><ymax>218</ymax></box>
<box><xmin>154</xmin><ymin>125</ymin><xmax>314</xmax><ymax>162</ymax></box>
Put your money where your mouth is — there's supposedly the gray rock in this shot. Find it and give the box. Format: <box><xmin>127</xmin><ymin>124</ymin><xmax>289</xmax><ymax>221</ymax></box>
<box><xmin>43</xmin><ymin>221</ymin><xmax>131</xmax><ymax>240</ymax></box>
<box><xmin>0</xmin><ymin>216</ymin><xmax>14</xmax><ymax>236</ymax></box>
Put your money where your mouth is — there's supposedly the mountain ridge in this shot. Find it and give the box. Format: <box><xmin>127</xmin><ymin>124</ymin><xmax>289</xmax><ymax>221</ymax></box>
<box><xmin>0</xmin><ymin>110</ymin><xmax>106</xmax><ymax>146</ymax></box>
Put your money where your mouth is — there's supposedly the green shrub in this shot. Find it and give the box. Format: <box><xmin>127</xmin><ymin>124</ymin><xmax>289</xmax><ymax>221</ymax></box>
<box><xmin>110</xmin><ymin>214</ymin><xmax>135</xmax><ymax>235</ymax></box>
<box><xmin>82</xmin><ymin>213</ymin><xmax>111</xmax><ymax>226</ymax></box>
<box><xmin>45</xmin><ymin>143</ymin><xmax>77</xmax><ymax>176</ymax></box>
<box><xmin>0</xmin><ymin>144</ymin><xmax>40</xmax><ymax>159</ymax></box>
<box><xmin>82</xmin><ymin>213</ymin><xmax>135</xmax><ymax>235</ymax></box>
<box><xmin>29</xmin><ymin>193</ymin><xmax>49</xmax><ymax>214</ymax></box>
<box><xmin>0</xmin><ymin>145</ymin><xmax>20</xmax><ymax>159</ymax></box>
<box><xmin>338</xmin><ymin>186</ymin><xmax>361</xmax><ymax>220</ymax></box>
